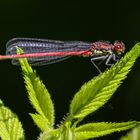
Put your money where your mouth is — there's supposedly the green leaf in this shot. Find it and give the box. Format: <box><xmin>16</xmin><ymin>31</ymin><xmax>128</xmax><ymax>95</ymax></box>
<box><xmin>30</xmin><ymin>113</ymin><xmax>51</xmax><ymax>131</ymax></box>
<box><xmin>0</xmin><ymin>100</ymin><xmax>24</xmax><ymax>140</ymax></box>
<box><xmin>63</xmin><ymin>122</ymin><xmax>74</xmax><ymax>140</ymax></box>
<box><xmin>17</xmin><ymin>48</ymin><xmax>55</xmax><ymax>128</ymax></box>
<box><xmin>74</xmin><ymin>121</ymin><xmax>139</xmax><ymax>140</ymax></box>
<box><xmin>70</xmin><ymin>43</ymin><xmax>140</xmax><ymax>119</ymax></box>
<box><xmin>38</xmin><ymin>129</ymin><xmax>60</xmax><ymax>140</ymax></box>
<box><xmin>119</xmin><ymin>125</ymin><xmax>140</xmax><ymax>140</ymax></box>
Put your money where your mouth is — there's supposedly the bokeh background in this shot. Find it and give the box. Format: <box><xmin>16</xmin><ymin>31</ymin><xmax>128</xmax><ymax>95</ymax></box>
<box><xmin>0</xmin><ymin>0</ymin><xmax>140</xmax><ymax>139</ymax></box>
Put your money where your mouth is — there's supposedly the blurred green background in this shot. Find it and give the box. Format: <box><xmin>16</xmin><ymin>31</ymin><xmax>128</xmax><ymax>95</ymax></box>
<box><xmin>0</xmin><ymin>0</ymin><xmax>140</xmax><ymax>139</ymax></box>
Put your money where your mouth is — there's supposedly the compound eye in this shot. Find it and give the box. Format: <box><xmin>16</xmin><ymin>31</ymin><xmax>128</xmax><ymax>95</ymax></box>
<box><xmin>114</xmin><ymin>45</ymin><xmax>122</xmax><ymax>50</ymax></box>
<box><xmin>113</xmin><ymin>44</ymin><xmax>123</xmax><ymax>53</ymax></box>
<box><xmin>113</xmin><ymin>41</ymin><xmax>125</xmax><ymax>54</ymax></box>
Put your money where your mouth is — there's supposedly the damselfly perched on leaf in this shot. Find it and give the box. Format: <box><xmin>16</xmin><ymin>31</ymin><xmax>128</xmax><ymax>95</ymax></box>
<box><xmin>0</xmin><ymin>38</ymin><xmax>125</xmax><ymax>72</ymax></box>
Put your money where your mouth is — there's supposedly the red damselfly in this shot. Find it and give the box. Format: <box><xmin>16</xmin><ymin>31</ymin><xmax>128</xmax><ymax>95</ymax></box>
<box><xmin>0</xmin><ymin>38</ymin><xmax>125</xmax><ymax>72</ymax></box>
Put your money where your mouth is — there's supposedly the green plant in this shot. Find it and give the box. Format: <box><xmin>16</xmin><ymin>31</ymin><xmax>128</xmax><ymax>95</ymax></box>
<box><xmin>119</xmin><ymin>124</ymin><xmax>140</xmax><ymax>140</ymax></box>
<box><xmin>0</xmin><ymin>43</ymin><xmax>140</xmax><ymax>140</ymax></box>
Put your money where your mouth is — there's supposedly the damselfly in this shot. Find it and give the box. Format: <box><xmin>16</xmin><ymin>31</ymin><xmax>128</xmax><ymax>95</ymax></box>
<box><xmin>0</xmin><ymin>38</ymin><xmax>125</xmax><ymax>72</ymax></box>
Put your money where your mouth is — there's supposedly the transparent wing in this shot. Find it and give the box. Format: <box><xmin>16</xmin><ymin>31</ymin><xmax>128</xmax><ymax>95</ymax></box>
<box><xmin>11</xmin><ymin>55</ymin><xmax>71</xmax><ymax>66</ymax></box>
<box><xmin>6</xmin><ymin>38</ymin><xmax>90</xmax><ymax>66</ymax></box>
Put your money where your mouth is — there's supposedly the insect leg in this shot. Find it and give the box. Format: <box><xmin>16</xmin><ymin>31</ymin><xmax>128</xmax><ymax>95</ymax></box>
<box><xmin>91</xmin><ymin>55</ymin><xmax>109</xmax><ymax>73</ymax></box>
<box><xmin>105</xmin><ymin>54</ymin><xmax>114</xmax><ymax>66</ymax></box>
<box><xmin>112</xmin><ymin>53</ymin><xmax>120</xmax><ymax>61</ymax></box>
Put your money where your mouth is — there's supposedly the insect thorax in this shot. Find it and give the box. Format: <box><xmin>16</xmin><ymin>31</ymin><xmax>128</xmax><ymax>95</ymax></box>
<box><xmin>92</xmin><ymin>49</ymin><xmax>112</xmax><ymax>56</ymax></box>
